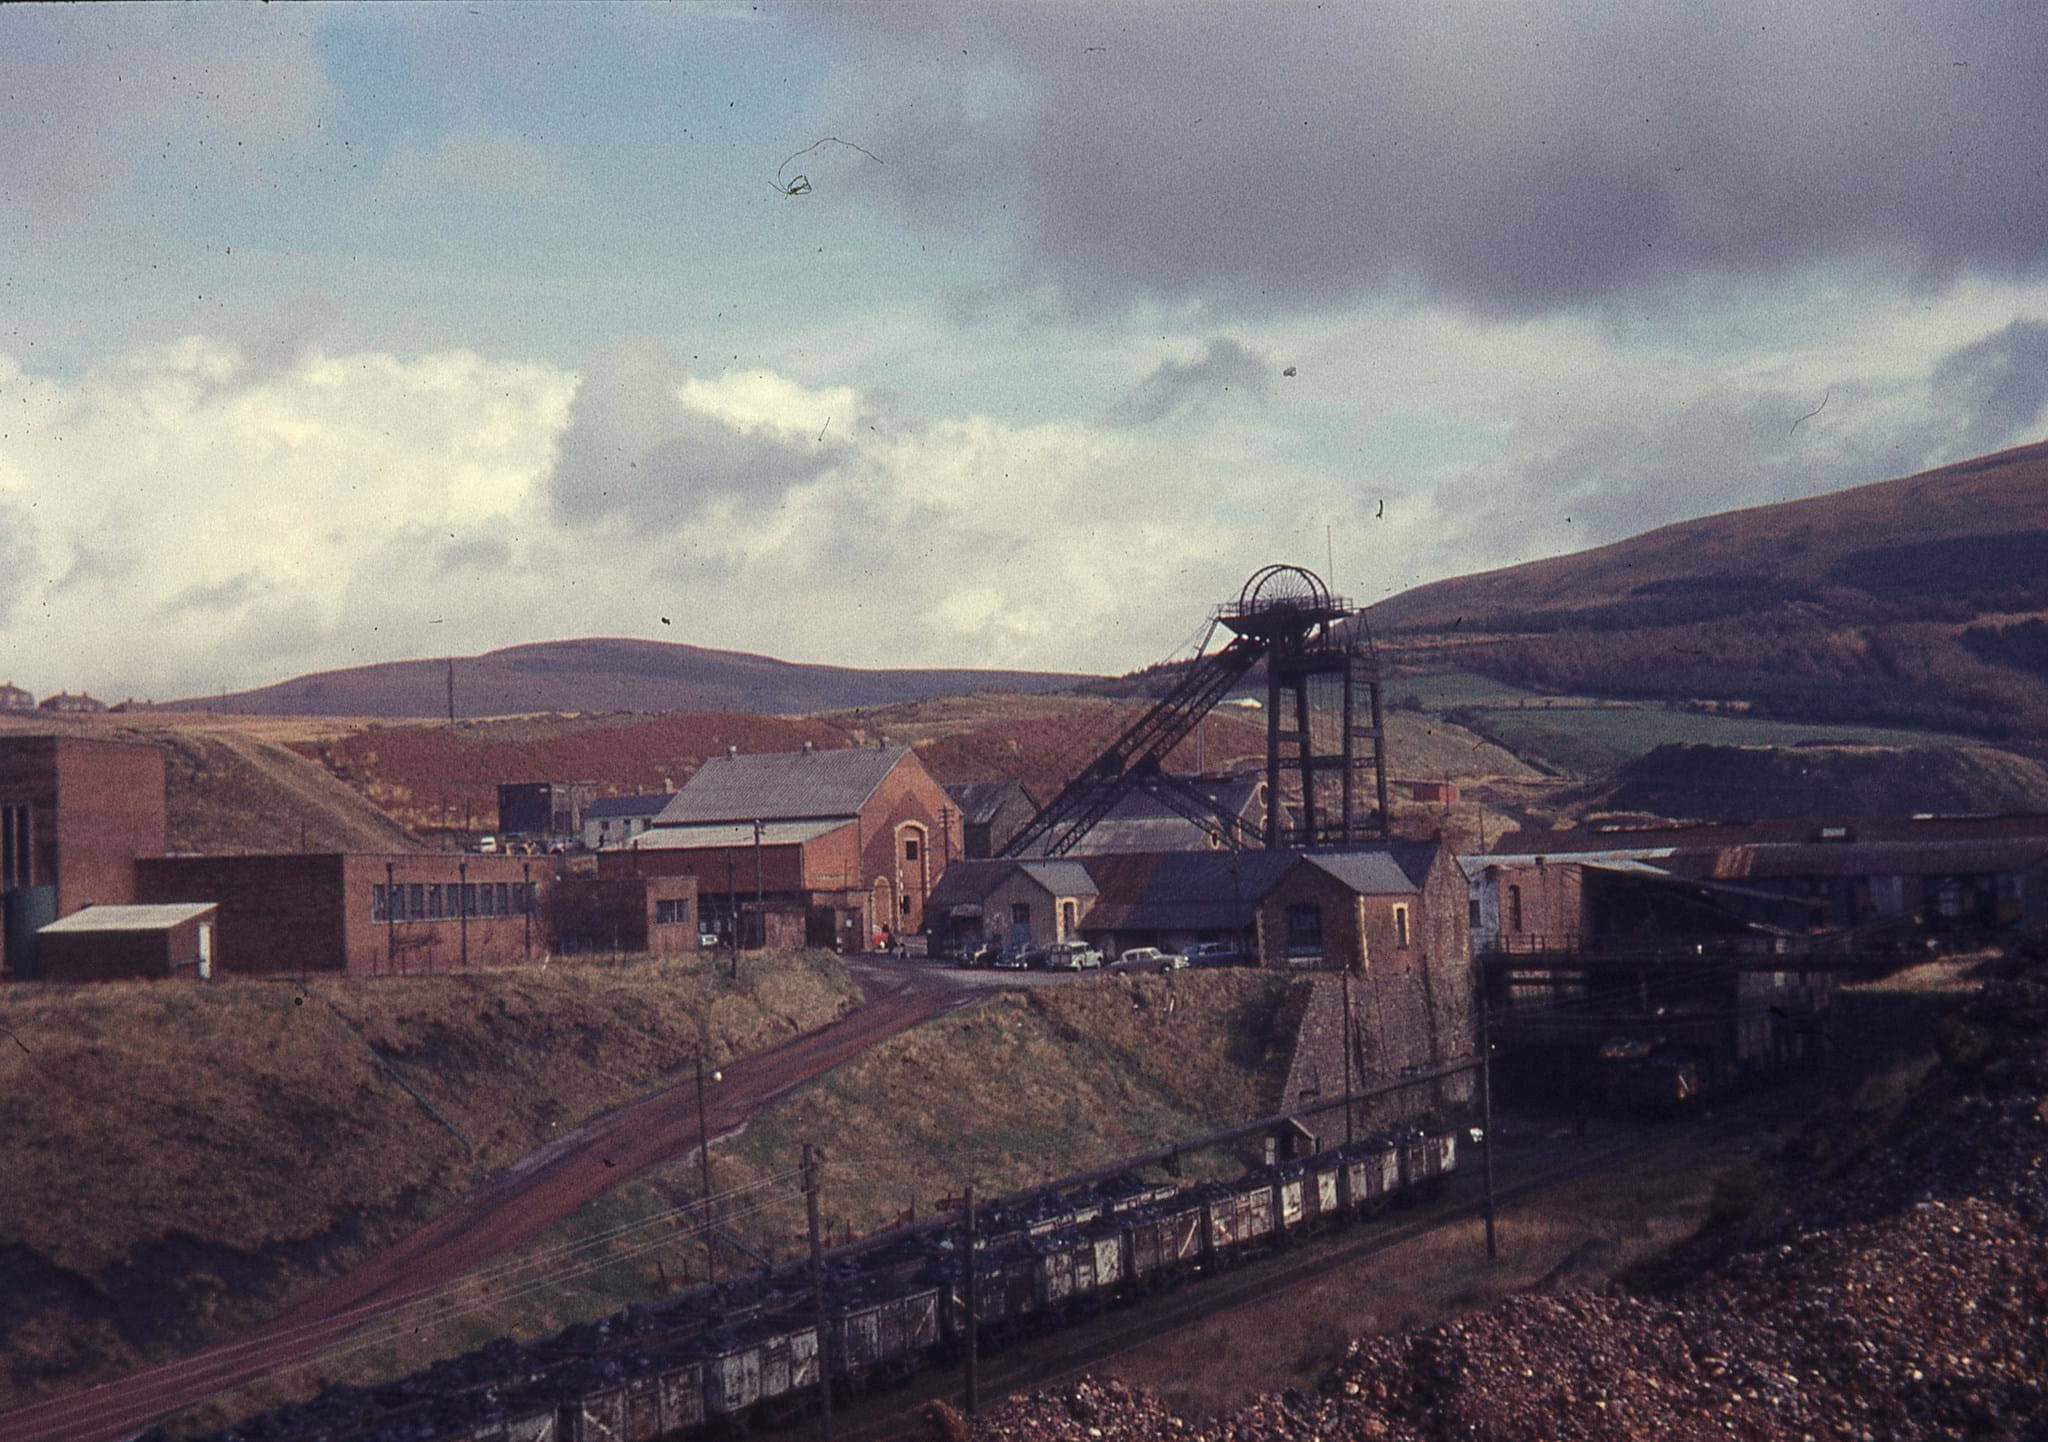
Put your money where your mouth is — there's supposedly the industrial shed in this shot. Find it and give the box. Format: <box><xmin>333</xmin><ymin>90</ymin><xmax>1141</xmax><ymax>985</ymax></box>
<box><xmin>552</xmin><ymin>873</ymin><xmax>699</xmax><ymax>957</ymax></box>
<box><xmin>37</xmin><ymin>902</ymin><xmax>218</xmax><ymax>983</ymax></box>
<box><xmin>614</xmin><ymin>743</ymin><xmax>954</xmax><ymax>947</ymax></box>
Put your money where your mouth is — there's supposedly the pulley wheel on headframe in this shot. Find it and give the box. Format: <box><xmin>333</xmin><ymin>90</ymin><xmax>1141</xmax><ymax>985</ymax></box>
<box><xmin>1222</xmin><ymin>564</ymin><xmax>1348</xmax><ymax>639</ymax></box>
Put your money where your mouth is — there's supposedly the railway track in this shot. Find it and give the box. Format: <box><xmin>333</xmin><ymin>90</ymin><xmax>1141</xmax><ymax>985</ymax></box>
<box><xmin>828</xmin><ymin>1091</ymin><xmax>1800</xmax><ymax>1442</ymax></box>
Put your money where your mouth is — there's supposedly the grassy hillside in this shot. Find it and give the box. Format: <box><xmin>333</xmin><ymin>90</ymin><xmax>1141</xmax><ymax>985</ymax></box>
<box><xmin>162</xmin><ymin>638</ymin><xmax>1093</xmax><ymax>719</ymax></box>
<box><xmin>1368</xmin><ymin>439</ymin><xmax>2048</xmax><ymax>737</ymax></box>
<box><xmin>167</xmin><ymin>972</ymin><xmax>1302</xmax><ymax>1434</ymax></box>
<box><xmin>0</xmin><ymin>951</ymin><xmax>859</xmax><ymax>1411</ymax></box>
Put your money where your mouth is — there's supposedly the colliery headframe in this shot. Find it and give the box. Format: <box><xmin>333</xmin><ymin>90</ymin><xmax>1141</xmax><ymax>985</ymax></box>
<box><xmin>1002</xmin><ymin>564</ymin><xmax>1391</xmax><ymax>859</ymax></box>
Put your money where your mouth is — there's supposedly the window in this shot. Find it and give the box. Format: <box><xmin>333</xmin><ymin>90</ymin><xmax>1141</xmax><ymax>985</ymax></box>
<box><xmin>1011</xmin><ymin>902</ymin><xmax>1031</xmax><ymax>926</ymax></box>
<box><xmin>900</xmin><ymin>894</ymin><xmax>912</xmax><ymax>917</ymax></box>
<box><xmin>904</xmin><ymin>836</ymin><xmax>920</xmax><ymax>862</ymax></box>
<box><xmin>1469</xmin><ymin>898</ymin><xmax>1481</xmax><ymax>929</ymax></box>
<box><xmin>409</xmin><ymin>883</ymin><xmax>425</xmax><ymax>918</ymax></box>
<box><xmin>464</xmin><ymin>883</ymin><xmax>479</xmax><ymax>915</ymax></box>
<box><xmin>480</xmin><ymin>884</ymin><xmax>496</xmax><ymax>917</ymax></box>
<box><xmin>1</xmin><ymin>803</ymin><xmax>28</xmax><ymax>889</ymax></box>
<box><xmin>372</xmin><ymin>884</ymin><xmax>388</xmax><ymax>922</ymax></box>
<box><xmin>1394</xmin><ymin>904</ymin><xmax>1411</xmax><ymax>949</ymax></box>
<box><xmin>1286</xmin><ymin>902</ymin><xmax>1323</xmax><ymax>953</ymax></box>
<box><xmin>1507</xmin><ymin>884</ymin><xmax>1523</xmax><ymax>933</ymax></box>
<box><xmin>427</xmin><ymin>883</ymin><xmax>444</xmax><ymax>920</ymax></box>
<box><xmin>655</xmin><ymin>898</ymin><xmax>691</xmax><ymax>926</ymax></box>
<box><xmin>496</xmin><ymin>882</ymin><xmax>511</xmax><ymax>914</ymax></box>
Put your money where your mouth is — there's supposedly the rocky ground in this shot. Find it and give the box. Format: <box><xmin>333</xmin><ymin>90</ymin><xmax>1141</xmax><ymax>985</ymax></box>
<box><xmin>966</xmin><ymin>955</ymin><xmax>2048</xmax><ymax>1442</ymax></box>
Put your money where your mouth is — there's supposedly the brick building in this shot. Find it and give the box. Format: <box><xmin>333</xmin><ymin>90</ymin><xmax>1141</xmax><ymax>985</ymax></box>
<box><xmin>1</xmin><ymin>735</ymin><xmax>167</xmax><ymax>979</ymax></box>
<box><xmin>552</xmin><ymin>873</ymin><xmax>699</xmax><ymax>957</ymax></box>
<box><xmin>943</xmin><ymin>781</ymin><xmax>1036</xmax><ymax>860</ymax></box>
<box><xmin>581</xmin><ymin>793</ymin><xmax>671</xmax><ymax>851</ymax></box>
<box><xmin>38</xmin><ymin>902</ymin><xmax>218</xmax><ymax>983</ymax></box>
<box><xmin>606</xmin><ymin>744</ymin><xmax>953</xmax><ymax>948</ymax></box>
<box><xmin>498</xmin><ymin>781</ymin><xmax>596</xmax><ymax>843</ymax></box>
<box><xmin>135</xmin><ymin>852</ymin><xmax>550</xmax><ymax>976</ymax></box>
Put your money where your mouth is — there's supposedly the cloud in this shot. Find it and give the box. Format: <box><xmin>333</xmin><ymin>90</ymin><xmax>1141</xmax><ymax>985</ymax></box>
<box><xmin>161</xmin><ymin>571</ymin><xmax>266</xmax><ymax>618</ymax></box>
<box><xmin>377</xmin><ymin>129</ymin><xmax>579</xmax><ymax>202</ymax></box>
<box><xmin>0</xmin><ymin>9</ymin><xmax>329</xmax><ymax>225</ymax></box>
<box><xmin>545</xmin><ymin>342</ymin><xmax>837</xmax><ymax>527</ymax></box>
<box><xmin>1930</xmin><ymin>319</ymin><xmax>2048</xmax><ymax>458</ymax></box>
<box><xmin>1112</xmin><ymin>337</ymin><xmax>1271</xmax><ymax>426</ymax></box>
<box><xmin>802</xmin><ymin>2</ymin><xmax>2048</xmax><ymax>317</ymax></box>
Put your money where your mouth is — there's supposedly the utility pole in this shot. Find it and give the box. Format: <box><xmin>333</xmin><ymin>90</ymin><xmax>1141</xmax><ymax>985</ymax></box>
<box><xmin>458</xmin><ymin>858</ymin><xmax>469</xmax><ymax>968</ymax></box>
<box><xmin>522</xmin><ymin>860</ymin><xmax>532</xmax><ymax>962</ymax></box>
<box><xmin>446</xmin><ymin>658</ymin><xmax>456</xmax><ymax>723</ymax></box>
<box><xmin>1479</xmin><ymin>991</ymin><xmax>1498</xmax><ymax>1263</ymax></box>
<box><xmin>962</xmin><ymin>1183</ymin><xmax>979</xmax><ymax>1417</ymax></box>
<box><xmin>697</xmin><ymin>1053</ymin><xmax>716</xmax><ymax>1284</ymax></box>
<box><xmin>726</xmin><ymin>858</ymin><xmax>739</xmax><ymax>978</ymax></box>
<box><xmin>804</xmin><ymin>1143</ymin><xmax>833</xmax><ymax>1442</ymax></box>
<box><xmin>753</xmin><ymin>819</ymin><xmax>765</xmax><ymax>953</ymax></box>
<box><xmin>385</xmin><ymin>860</ymin><xmax>397</xmax><ymax>974</ymax></box>
<box><xmin>1342</xmin><ymin>971</ymin><xmax>1355</xmax><ymax>1145</ymax></box>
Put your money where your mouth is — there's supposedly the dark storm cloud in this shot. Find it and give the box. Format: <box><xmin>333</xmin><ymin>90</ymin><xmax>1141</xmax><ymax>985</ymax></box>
<box><xmin>547</xmin><ymin>341</ymin><xmax>832</xmax><ymax>527</ymax></box>
<box><xmin>1930</xmin><ymin>320</ymin><xmax>2048</xmax><ymax>458</ymax></box>
<box><xmin>803</xmin><ymin>3</ymin><xmax>2048</xmax><ymax>316</ymax></box>
<box><xmin>1111</xmin><ymin>337</ymin><xmax>1271</xmax><ymax>426</ymax></box>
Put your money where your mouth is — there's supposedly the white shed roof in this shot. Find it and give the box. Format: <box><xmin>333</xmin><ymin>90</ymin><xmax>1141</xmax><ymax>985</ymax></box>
<box><xmin>40</xmin><ymin>903</ymin><xmax>215</xmax><ymax>934</ymax></box>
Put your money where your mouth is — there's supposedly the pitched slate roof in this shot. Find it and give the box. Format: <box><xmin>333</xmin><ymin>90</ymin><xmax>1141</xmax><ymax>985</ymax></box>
<box><xmin>926</xmin><ymin>859</ymin><xmax>1015</xmax><ymax>911</ymax></box>
<box><xmin>585</xmin><ymin>793</ymin><xmax>673</xmax><ymax>821</ymax></box>
<box><xmin>1305</xmin><ymin>841</ymin><xmax>1436</xmax><ymax>895</ymax></box>
<box><xmin>657</xmin><ymin>746</ymin><xmax>911</xmax><ymax>825</ymax></box>
<box><xmin>944</xmin><ymin>781</ymin><xmax>1031</xmax><ymax>826</ymax></box>
<box><xmin>1080</xmin><ymin>850</ymin><xmax>1300</xmax><ymax>932</ymax></box>
<box><xmin>1016</xmin><ymin>859</ymin><xmax>1099</xmax><ymax>897</ymax></box>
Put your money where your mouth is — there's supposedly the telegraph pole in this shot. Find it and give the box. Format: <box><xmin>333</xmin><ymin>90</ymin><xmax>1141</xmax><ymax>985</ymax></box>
<box><xmin>962</xmin><ymin>1182</ymin><xmax>979</xmax><ymax>1417</ymax></box>
<box><xmin>726</xmin><ymin>858</ymin><xmax>739</xmax><ymax>978</ymax></box>
<box><xmin>697</xmin><ymin>1053</ymin><xmax>716</xmax><ymax>1284</ymax></box>
<box><xmin>1342</xmin><ymin>971</ymin><xmax>1355</xmax><ymax>1145</ymax></box>
<box><xmin>385</xmin><ymin>860</ymin><xmax>397</xmax><ymax>973</ymax></box>
<box><xmin>458</xmin><ymin>858</ymin><xmax>469</xmax><ymax>968</ymax></box>
<box><xmin>522</xmin><ymin>859</ymin><xmax>532</xmax><ymax>962</ymax></box>
<box><xmin>804</xmin><ymin>1143</ymin><xmax>833</xmax><ymax>1442</ymax></box>
<box><xmin>1479</xmin><ymin>994</ymin><xmax>1498</xmax><ymax>1262</ymax></box>
<box><xmin>753</xmin><ymin>819</ymin><xmax>765</xmax><ymax>952</ymax></box>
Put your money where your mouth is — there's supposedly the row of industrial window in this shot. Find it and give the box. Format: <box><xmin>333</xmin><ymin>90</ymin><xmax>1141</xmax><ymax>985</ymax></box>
<box><xmin>371</xmin><ymin>882</ymin><xmax>537</xmax><ymax>923</ymax></box>
<box><xmin>654</xmin><ymin>898</ymin><xmax>692</xmax><ymax>926</ymax></box>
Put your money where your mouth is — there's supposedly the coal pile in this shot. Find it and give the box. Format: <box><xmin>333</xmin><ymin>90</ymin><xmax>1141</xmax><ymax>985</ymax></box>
<box><xmin>977</xmin><ymin>960</ymin><xmax>2048</xmax><ymax>1442</ymax></box>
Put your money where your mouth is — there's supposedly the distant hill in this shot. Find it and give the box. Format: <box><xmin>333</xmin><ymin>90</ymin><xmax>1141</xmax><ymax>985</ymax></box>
<box><xmin>161</xmin><ymin>638</ymin><xmax>1094</xmax><ymax>719</ymax></box>
<box><xmin>1368</xmin><ymin>439</ymin><xmax>2048</xmax><ymax>737</ymax></box>
<box><xmin>1567</xmin><ymin>742</ymin><xmax>2048</xmax><ymax>825</ymax></box>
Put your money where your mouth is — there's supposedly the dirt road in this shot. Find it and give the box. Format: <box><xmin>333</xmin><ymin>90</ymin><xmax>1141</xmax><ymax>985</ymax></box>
<box><xmin>0</xmin><ymin>958</ymin><xmax>978</xmax><ymax>1442</ymax></box>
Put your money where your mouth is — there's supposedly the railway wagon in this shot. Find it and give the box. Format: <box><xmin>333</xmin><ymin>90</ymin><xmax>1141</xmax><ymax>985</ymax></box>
<box><xmin>828</xmin><ymin>1279</ymin><xmax>942</xmax><ymax>1382</ymax></box>
<box><xmin>1400</xmin><ymin>1127</ymin><xmax>1458</xmax><ymax>1191</ymax></box>
<box><xmin>1124</xmin><ymin>1198</ymin><xmax>1203</xmax><ymax>1287</ymax></box>
<box><xmin>1197</xmin><ymin>1178</ymin><xmax>1276</xmax><ymax>1256</ymax></box>
<box><xmin>1340</xmin><ymin>1135</ymin><xmax>1402</xmax><ymax>1209</ymax></box>
<box><xmin>698</xmin><ymin>1318</ymin><xmax>819</xmax><ymax>1419</ymax></box>
<box><xmin>521</xmin><ymin>1361</ymin><xmax>627</xmax><ymax>1442</ymax></box>
<box><xmin>619</xmin><ymin>1353</ymin><xmax>704</xmax><ymax>1442</ymax></box>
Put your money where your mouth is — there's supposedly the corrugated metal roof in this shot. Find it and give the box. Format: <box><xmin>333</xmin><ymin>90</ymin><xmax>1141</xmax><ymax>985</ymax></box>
<box><xmin>614</xmin><ymin>819</ymin><xmax>854</xmax><ymax>851</ymax></box>
<box><xmin>585</xmin><ymin>793</ymin><xmax>673</xmax><ymax>820</ymax></box>
<box><xmin>657</xmin><ymin>746</ymin><xmax>911</xmax><ymax>824</ymax></box>
<box><xmin>1703</xmin><ymin>837</ymin><xmax>2048</xmax><ymax>880</ymax></box>
<box><xmin>41</xmin><ymin>903</ymin><xmax>214</xmax><ymax>933</ymax></box>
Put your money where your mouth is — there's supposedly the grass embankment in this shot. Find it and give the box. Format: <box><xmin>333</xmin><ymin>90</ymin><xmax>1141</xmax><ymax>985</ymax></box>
<box><xmin>174</xmin><ymin>972</ymin><xmax>1301</xmax><ymax>1434</ymax></box>
<box><xmin>0</xmin><ymin>949</ymin><xmax>858</xmax><ymax>1411</ymax></box>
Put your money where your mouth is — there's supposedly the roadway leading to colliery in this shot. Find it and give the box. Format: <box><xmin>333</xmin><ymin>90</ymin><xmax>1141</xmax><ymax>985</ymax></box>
<box><xmin>0</xmin><ymin>957</ymin><xmax>987</xmax><ymax>1442</ymax></box>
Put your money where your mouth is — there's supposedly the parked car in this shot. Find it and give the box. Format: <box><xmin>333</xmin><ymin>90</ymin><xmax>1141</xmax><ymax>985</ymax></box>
<box><xmin>1118</xmin><ymin>946</ymin><xmax>1183</xmax><ymax>971</ymax></box>
<box><xmin>960</xmin><ymin>942</ymin><xmax>1003</xmax><ymax>969</ymax></box>
<box><xmin>699</xmin><ymin>930</ymin><xmax>720</xmax><ymax>949</ymax></box>
<box><xmin>991</xmin><ymin>947</ymin><xmax>1032</xmax><ymax>970</ymax></box>
<box><xmin>1044</xmin><ymin>940</ymin><xmax>1103</xmax><ymax>971</ymax></box>
<box><xmin>473</xmin><ymin>834</ymin><xmax>499</xmax><ymax>854</ymax></box>
<box><xmin>1184</xmin><ymin>941</ymin><xmax>1248</xmax><ymax>968</ymax></box>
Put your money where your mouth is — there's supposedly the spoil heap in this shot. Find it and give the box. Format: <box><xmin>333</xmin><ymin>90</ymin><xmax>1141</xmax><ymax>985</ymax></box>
<box><xmin>976</xmin><ymin>956</ymin><xmax>2048</xmax><ymax>1442</ymax></box>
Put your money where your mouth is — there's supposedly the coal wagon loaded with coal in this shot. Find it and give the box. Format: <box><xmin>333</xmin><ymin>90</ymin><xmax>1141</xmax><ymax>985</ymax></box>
<box><xmin>187</xmin><ymin>1124</ymin><xmax>1461</xmax><ymax>1442</ymax></box>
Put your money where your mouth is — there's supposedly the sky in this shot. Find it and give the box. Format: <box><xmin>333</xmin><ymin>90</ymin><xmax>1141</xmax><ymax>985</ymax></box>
<box><xmin>3</xmin><ymin>2</ymin><xmax>2048</xmax><ymax>702</ymax></box>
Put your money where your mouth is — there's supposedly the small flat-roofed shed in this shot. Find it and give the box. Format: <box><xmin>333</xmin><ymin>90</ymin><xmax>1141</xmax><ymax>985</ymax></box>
<box><xmin>38</xmin><ymin>902</ymin><xmax>218</xmax><ymax>983</ymax></box>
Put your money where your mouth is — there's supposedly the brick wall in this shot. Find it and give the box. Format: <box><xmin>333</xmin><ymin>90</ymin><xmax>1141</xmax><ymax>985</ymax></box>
<box><xmin>858</xmin><ymin>753</ymin><xmax>954</xmax><ymax>934</ymax></box>
<box><xmin>138</xmin><ymin>853</ymin><xmax>553</xmax><ymax>976</ymax></box>
<box><xmin>40</xmin><ymin>911</ymin><xmax>213</xmax><ymax>983</ymax></box>
<box><xmin>554</xmin><ymin>874</ymin><xmax>699</xmax><ymax>957</ymax></box>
